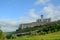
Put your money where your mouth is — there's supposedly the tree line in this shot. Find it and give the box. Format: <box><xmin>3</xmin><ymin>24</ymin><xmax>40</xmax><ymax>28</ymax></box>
<box><xmin>16</xmin><ymin>20</ymin><xmax>60</xmax><ymax>36</ymax></box>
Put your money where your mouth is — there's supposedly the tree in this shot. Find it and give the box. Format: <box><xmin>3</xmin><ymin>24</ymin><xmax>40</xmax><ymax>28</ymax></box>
<box><xmin>0</xmin><ymin>30</ymin><xmax>6</xmax><ymax>40</ymax></box>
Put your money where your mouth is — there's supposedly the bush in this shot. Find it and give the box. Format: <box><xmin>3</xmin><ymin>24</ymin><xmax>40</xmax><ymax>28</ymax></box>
<box><xmin>6</xmin><ymin>34</ymin><xmax>12</xmax><ymax>39</ymax></box>
<box><xmin>11</xmin><ymin>34</ymin><xmax>17</xmax><ymax>39</ymax></box>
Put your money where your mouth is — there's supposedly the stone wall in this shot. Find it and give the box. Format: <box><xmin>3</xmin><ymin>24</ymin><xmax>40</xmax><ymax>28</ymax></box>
<box><xmin>19</xmin><ymin>15</ymin><xmax>51</xmax><ymax>29</ymax></box>
<box><xmin>19</xmin><ymin>18</ymin><xmax>51</xmax><ymax>29</ymax></box>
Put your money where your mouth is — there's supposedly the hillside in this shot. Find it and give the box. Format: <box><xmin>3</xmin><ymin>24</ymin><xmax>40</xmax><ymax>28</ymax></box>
<box><xmin>7</xmin><ymin>20</ymin><xmax>60</xmax><ymax>40</ymax></box>
<box><xmin>8</xmin><ymin>31</ymin><xmax>60</xmax><ymax>40</ymax></box>
<box><xmin>16</xmin><ymin>20</ymin><xmax>60</xmax><ymax>34</ymax></box>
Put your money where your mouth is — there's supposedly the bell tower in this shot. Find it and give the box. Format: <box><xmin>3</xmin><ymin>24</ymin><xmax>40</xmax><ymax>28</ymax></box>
<box><xmin>41</xmin><ymin>15</ymin><xmax>43</xmax><ymax>22</ymax></box>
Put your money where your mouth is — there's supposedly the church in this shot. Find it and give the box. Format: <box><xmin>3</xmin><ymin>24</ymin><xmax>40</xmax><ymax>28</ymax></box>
<box><xmin>19</xmin><ymin>15</ymin><xmax>51</xmax><ymax>29</ymax></box>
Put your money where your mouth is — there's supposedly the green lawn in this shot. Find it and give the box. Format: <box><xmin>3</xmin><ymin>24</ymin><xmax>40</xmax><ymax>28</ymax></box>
<box><xmin>8</xmin><ymin>31</ymin><xmax>60</xmax><ymax>40</ymax></box>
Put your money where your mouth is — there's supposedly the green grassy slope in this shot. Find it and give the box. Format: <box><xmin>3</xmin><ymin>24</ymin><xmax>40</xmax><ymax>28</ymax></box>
<box><xmin>8</xmin><ymin>31</ymin><xmax>60</xmax><ymax>40</ymax></box>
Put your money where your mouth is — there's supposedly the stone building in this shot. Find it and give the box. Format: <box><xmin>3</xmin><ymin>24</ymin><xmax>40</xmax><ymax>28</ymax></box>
<box><xmin>19</xmin><ymin>15</ymin><xmax>51</xmax><ymax>29</ymax></box>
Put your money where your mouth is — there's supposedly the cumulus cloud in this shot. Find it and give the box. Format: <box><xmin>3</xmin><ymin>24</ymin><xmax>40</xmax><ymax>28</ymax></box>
<box><xmin>28</xmin><ymin>9</ymin><xmax>39</xmax><ymax>19</ymax></box>
<box><xmin>1</xmin><ymin>0</ymin><xmax>60</xmax><ymax>32</ymax></box>
<box><xmin>34</xmin><ymin>0</ymin><xmax>60</xmax><ymax>21</ymax></box>
<box><xmin>0</xmin><ymin>19</ymin><xmax>19</xmax><ymax>32</ymax></box>
<box><xmin>0</xmin><ymin>19</ymin><xmax>18</xmax><ymax>26</ymax></box>
<box><xmin>17</xmin><ymin>4</ymin><xmax>60</xmax><ymax>25</ymax></box>
<box><xmin>35</xmin><ymin>0</ymin><xmax>50</xmax><ymax>5</ymax></box>
<box><xmin>1</xmin><ymin>25</ymin><xmax>18</xmax><ymax>32</ymax></box>
<box><xmin>18</xmin><ymin>17</ymin><xmax>35</xmax><ymax>23</ymax></box>
<box><xmin>17</xmin><ymin>9</ymin><xmax>39</xmax><ymax>24</ymax></box>
<box><xmin>0</xmin><ymin>10</ymin><xmax>39</xmax><ymax>32</ymax></box>
<box><xmin>41</xmin><ymin>4</ymin><xmax>60</xmax><ymax>21</ymax></box>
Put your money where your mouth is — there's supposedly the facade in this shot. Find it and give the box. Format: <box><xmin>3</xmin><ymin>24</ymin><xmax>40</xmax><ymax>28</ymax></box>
<box><xmin>19</xmin><ymin>15</ymin><xmax>51</xmax><ymax>29</ymax></box>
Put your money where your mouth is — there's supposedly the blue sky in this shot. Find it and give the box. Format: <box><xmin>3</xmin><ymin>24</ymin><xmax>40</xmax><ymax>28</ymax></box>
<box><xmin>0</xmin><ymin>0</ymin><xmax>32</xmax><ymax>18</ymax></box>
<box><xmin>0</xmin><ymin>0</ymin><xmax>60</xmax><ymax>32</ymax></box>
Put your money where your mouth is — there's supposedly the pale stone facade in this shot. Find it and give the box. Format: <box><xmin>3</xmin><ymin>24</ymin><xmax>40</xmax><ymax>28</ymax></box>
<box><xmin>19</xmin><ymin>15</ymin><xmax>51</xmax><ymax>29</ymax></box>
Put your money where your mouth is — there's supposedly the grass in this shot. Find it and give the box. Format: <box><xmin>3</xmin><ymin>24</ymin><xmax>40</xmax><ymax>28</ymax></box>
<box><xmin>8</xmin><ymin>31</ymin><xmax>60</xmax><ymax>40</ymax></box>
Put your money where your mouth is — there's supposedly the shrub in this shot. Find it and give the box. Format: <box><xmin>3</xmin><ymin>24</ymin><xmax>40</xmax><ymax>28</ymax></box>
<box><xmin>6</xmin><ymin>34</ymin><xmax>12</xmax><ymax>39</ymax></box>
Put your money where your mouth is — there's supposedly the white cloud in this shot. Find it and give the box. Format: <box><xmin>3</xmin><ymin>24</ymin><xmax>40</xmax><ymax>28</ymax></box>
<box><xmin>17</xmin><ymin>9</ymin><xmax>41</xmax><ymax>24</ymax></box>
<box><xmin>1</xmin><ymin>0</ymin><xmax>60</xmax><ymax>32</ymax></box>
<box><xmin>18</xmin><ymin>17</ymin><xmax>35</xmax><ymax>23</ymax></box>
<box><xmin>41</xmin><ymin>4</ymin><xmax>60</xmax><ymax>21</ymax></box>
<box><xmin>1</xmin><ymin>25</ymin><xmax>18</xmax><ymax>32</ymax></box>
<box><xmin>0</xmin><ymin>19</ymin><xmax>18</xmax><ymax>26</ymax></box>
<box><xmin>34</xmin><ymin>0</ymin><xmax>60</xmax><ymax>21</ymax></box>
<box><xmin>0</xmin><ymin>19</ymin><xmax>19</xmax><ymax>32</ymax></box>
<box><xmin>28</xmin><ymin>9</ymin><xmax>39</xmax><ymax>19</ymax></box>
<box><xmin>15</xmin><ymin>9</ymin><xmax>40</xmax><ymax>24</ymax></box>
<box><xmin>0</xmin><ymin>10</ymin><xmax>40</xmax><ymax>32</ymax></box>
<box><xmin>35</xmin><ymin>0</ymin><xmax>50</xmax><ymax>5</ymax></box>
